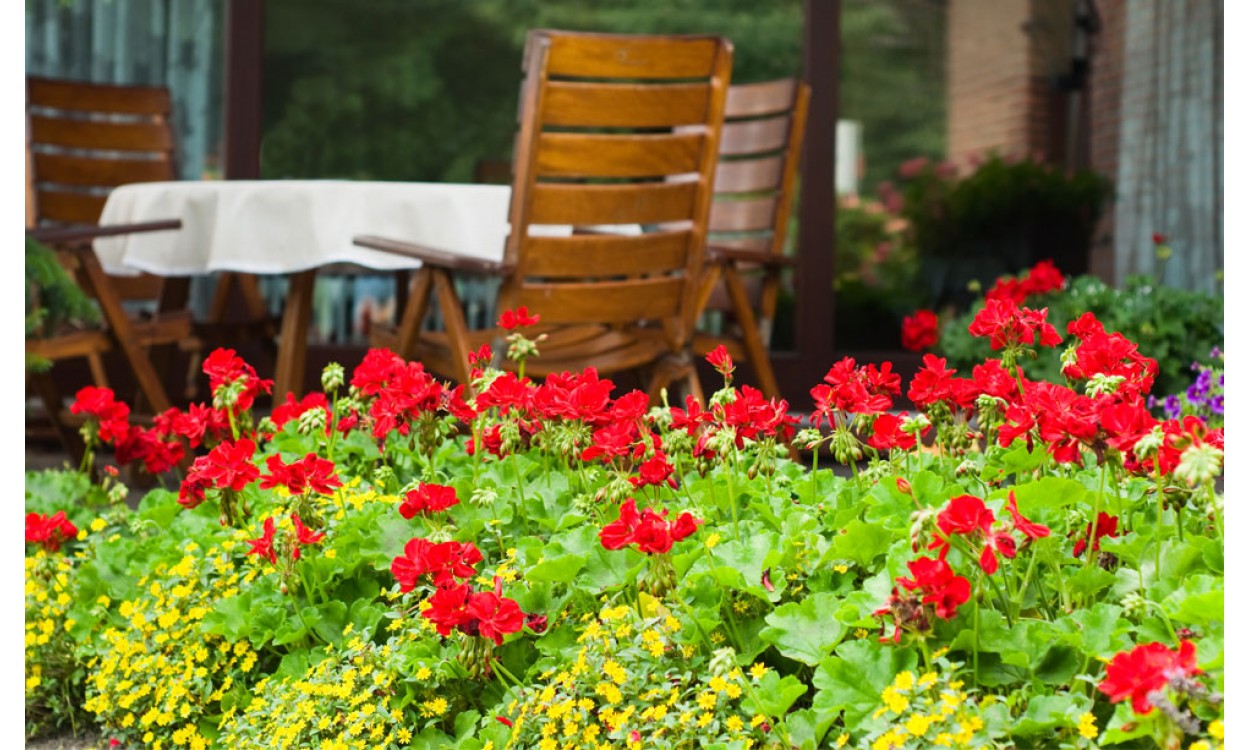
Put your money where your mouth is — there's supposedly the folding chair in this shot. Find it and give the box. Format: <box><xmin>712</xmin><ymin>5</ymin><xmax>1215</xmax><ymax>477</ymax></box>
<box><xmin>693</xmin><ymin>78</ymin><xmax>811</xmax><ymax>400</ymax></box>
<box><xmin>356</xmin><ymin>30</ymin><xmax>733</xmax><ymax>403</ymax></box>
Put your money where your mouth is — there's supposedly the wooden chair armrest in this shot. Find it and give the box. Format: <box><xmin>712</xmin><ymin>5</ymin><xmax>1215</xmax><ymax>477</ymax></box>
<box><xmin>353</xmin><ymin>235</ymin><xmax>512</xmax><ymax>276</ymax></box>
<box><xmin>705</xmin><ymin>244</ymin><xmax>797</xmax><ymax>268</ymax></box>
<box><xmin>27</xmin><ymin>220</ymin><xmax>182</xmax><ymax>247</ymax></box>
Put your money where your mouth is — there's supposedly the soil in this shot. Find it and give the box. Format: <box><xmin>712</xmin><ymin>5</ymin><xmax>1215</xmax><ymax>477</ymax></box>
<box><xmin>26</xmin><ymin>732</ymin><xmax>106</xmax><ymax>749</ymax></box>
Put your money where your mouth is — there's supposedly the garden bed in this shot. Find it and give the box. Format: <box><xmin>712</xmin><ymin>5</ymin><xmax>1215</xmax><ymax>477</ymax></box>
<box><xmin>25</xmin><ymin>298</ymin><xmax>1224</xmax><ymax>749</ymax></box>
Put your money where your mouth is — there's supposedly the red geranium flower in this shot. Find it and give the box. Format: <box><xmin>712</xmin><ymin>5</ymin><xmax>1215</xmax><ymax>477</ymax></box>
<box><xmin>599</xmin><ymin>499</ymin><xmax>701</xmax><ymax>555</ymax></box>
<box><xmin>246</xmin><ymin>517</ymin><xmax>278</xmax><ymax>565</ymax></box>
<box><xmin>705</xmin><ymin>345</ymin><xmax>735</xmax><ymax>378</ymax></box>
<box><xmin>968</xmin><ymin>299</ymin><xmax>1063</xmax><ymax>351</ymax></box>
<box><xmin>1073</xmin><ymin>511</ymin><xmax>1119</xmax><ymax>557</ymax></box>
<box><xmin>464</xmin><ymin>590</ymin><xmax>526</xmax><ymax>646</ymax></box>
<box><xmin>399</xmin><ymin>483</ymin><xmax>460</xmax><ymax>518</ymax></box>
<box><xmin>25</xmin><ymin>511</ymin><xmax>78</xmax><ymax>553</ymax></box>
<box><xmin>1098</xmin><ymin>640</ymin><xmax>1200</xmax><ymax>715</ymax></box>
<box><xmin>1005</xmin><ymin>491</ymin><xmax>1050</xmax><ymax>541</ymax></box>
<box><xmin>291</xmin><ymin>512</ymin><xmax>325</xmax><ymax>549</ymax></box>
<box><xmin>260</xmin><ymin>453</ymin><xmax>343</xmax><ymax>496</ymax></box>
<box><xmin>498</xmin><ymin>306</ymin><xmax>540</xmax><ymax>330</ymax></box>
<box><xmin>391</xmin><ymin>538</ymin><xmax>483</xmax><ymax>592</ymax></box>
<box><xmin>901</xmin><ymin>309</ymin><xmax>939</xmax><ymax>352</ymax></box>
<box><xmin>199</xmin><ymin>439</ymin><xmax>260</xmax><ymax>492</ymax></box>
<box><xmin>896</xmin><ymin>556</ymin><xmax>971</xmax><ymax>619</ymax></box>
<box><xmin>70</xmin><ymin>386</ymin><xmax>131</xmax><ymax>443</ymax></box>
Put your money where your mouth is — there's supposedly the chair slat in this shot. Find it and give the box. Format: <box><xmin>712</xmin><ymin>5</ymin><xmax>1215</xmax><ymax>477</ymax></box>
<box><xmin>709</xmin><ymin>197</ymin><xmax>778</xmax><ymax>233</ymax></box>
<box><xmin>725</xmin><ymin>79</ymin><xmax>799</xmax><ymax>118</ymax></box>
<box><xmin>33</xmin><ymin>152</ymin><xmax>173</xmax><ymax>187</ymax></box>
<box><xmin>529</xmin><ymin>182</ymin><xmax>698</xmax><ymax>226</ymax></box>
<box><xmin>30</xmin><ymin>115</ymin><xmax>174</xmax><ymax>152</ymax></box>
<box><xmin>541</xmin><ymin>82</ymin><xmax>711</xmax><ymax>128</ymax></box>
<box><xmin>713</xmin><ymin>156</ymin><xmax>784</xmax><ymax>194</ymax></box>
<box><xmin>720</xmin><ymin>115</ymin><xmax>791</xmax><ymax>156</ymax></box>
<box><xmin>704</xmin><ymin>235</ymin><xmax>773</xmax><ymax>253</ymax></box>
<box><xmin>28</xmin><ymin>77</ymin><xmax>171</xmax><ymax>116</ymax></box>
<box><xmin>522</xmin><ymin>230</ymin><xmax>690</xmax><ymax>278</ymax></box>
<box><xmin>35</xmin><ymin>190</ymin><xmax>109</xmax><ymax>224</ymax></box>
<box><xmin>536</xmin><ymin>132</ymin><xmax>704</xmax><ymax>178</ymax></box>
<box><xmin>516</xmin><ymin>277</ymin><xmax>685</xmax><ymax>324</ymax></box>
<box><xmin>545</xmin><ymin>34</ymin><xmax>721</xmax><ymax>79</ymax></box>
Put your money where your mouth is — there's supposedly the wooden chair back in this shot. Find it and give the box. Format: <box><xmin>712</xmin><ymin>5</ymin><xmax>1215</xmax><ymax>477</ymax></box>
<box><xmin>26</xmin><ymin>76</ymin><xmax>178</xmax><ymax>301</ymax></box>
<box><xmin>703</xmin><ymin>78</ymin><xmax>811</xmax><ymax>323</ymax></box>
<box><xmin>500</xmin><ymin>30</ymin><xmax>733</xmax><ymax>351</ymax></box>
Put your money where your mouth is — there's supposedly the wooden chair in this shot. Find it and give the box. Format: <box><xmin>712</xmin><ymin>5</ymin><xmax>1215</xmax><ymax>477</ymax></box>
<box><xmin>355</xmin><ymin>30</ymin><xmax>733</xmax><ymax>402</ymax></box>
<box><xmin>25</xmin><ymin>76</ymin><xmax>195</xmax><ymax>451</ymax></box>
<box><xmin>692</xmin><ymin>78</ymin><xmax>811</xmax><ymax>400</ymax></box>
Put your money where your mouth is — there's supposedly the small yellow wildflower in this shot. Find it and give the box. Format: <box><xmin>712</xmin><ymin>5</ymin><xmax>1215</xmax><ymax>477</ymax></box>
<box><xmin>1077</xmin><ymin>712</ymin><xmax>1098</xmax><ymax>740</ymax></box>
<box><xmin>749</xmin><ymin>662</ymin><xmax>769</xmax><ymax>681</ymax></box>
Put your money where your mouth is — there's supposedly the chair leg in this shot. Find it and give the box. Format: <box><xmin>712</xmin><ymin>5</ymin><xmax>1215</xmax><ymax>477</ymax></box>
<box><xmin>722</xmin><ymin>263</ymin><xmax>782</xmax><ymax>401</ymax></box>
<box><xmin>31</xmin><ymin>372</ymin><xmax>86</xmax><ymax>468</ymax></box>
<box><xmin>646</xmin><ymin>352</ymin><xmax>701</xmax><ymax>407</ymax></box>
<box><xmin>393</xmin><ymin>268</ymin><xmax>434</xmax><ymax>362</ymax></box>
<box><xmin>431</xmin><ymin>269</ymin><xmax>474</xmax><ymax>387</ymax></box>
<box><xmin>273</xmin><ymin>269</ymin><xmax>317</xmax><ymax>400</ymax></box>
<box><xmin>75</xmin><ymin>250</ymin><xmax>173</xmax><ymax>414</ymax></box>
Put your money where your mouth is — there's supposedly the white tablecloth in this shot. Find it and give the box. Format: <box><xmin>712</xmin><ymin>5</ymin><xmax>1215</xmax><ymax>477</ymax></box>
<box><xmin>93</xmin><ymin>180</ymin><xmax>513</xmax><ymax>276</ymax></box>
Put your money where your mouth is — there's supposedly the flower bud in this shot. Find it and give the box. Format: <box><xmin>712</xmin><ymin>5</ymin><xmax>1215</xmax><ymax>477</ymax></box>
<box><xmin>321</xmin><ymin>362</ymin><xmax>345</xmax><ymax>392</ymax></box>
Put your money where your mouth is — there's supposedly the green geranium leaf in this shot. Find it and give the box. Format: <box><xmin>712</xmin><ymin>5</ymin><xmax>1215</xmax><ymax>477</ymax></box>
<box><xmin>1066</xmin><ymin>565</ymin><xmax>1117</xmax><ymax>599</ymax></box>
<box><xmin>526</xmin><ymin>553</ymin><xmax>586</xmax><ymax>584</ymax></box>
<box><xmin>747</xmin><ymin>671</ymin><xmax>808</xmax><ymax>717</ymax></box>
<box><xmin>1099</xmin><ymin>702</ymin><xmax>1160</xmax><ymax>745</ymax></box>
<box><xmin>1009</xmin><ymin>694</ymin><xmax>1077</xmax><ymax>736</ymax></box>
<box><xmin>812</xmin><ymin>639</ymin><xmax>917</xmax><ymax>731</ymax></box>
<box><xmin>202</xmin><ymin>592</ymin><xmax>253</xmax><ymax>641</ymax></box>
<box><xmin>827</xmin><ymin>519</ymin><xmax>894</xmax><ymax>568</ymax></box>
<box><xmin>759</xmin><ymin>593</ymin><xmax>846</xmax><ymax>666</ymax></box>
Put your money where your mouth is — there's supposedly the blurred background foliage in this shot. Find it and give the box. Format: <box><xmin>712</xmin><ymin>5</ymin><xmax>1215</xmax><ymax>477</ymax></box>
<box><xmin>260</xmin><ymin>0</ymin><xmax>946</xmax><ymax>189</ymax></box>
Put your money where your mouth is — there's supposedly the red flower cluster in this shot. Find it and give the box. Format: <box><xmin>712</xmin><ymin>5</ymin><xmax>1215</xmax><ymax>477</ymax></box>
<box><xmin>810</xmin><ymin>357</ymin><xmax>901</xmax><ymax>424</ymax></box>
<box><xmin>599</xmin><ymin>499</ymin><xmax>701</xmax><ymax>555</ymax></box>
<box><xmin>203</xmin><ymin>348</ymin><xmax>273</xmax><ymax>412</ymax></box>
<box><xmin>498</xmin><ymin>306</ymin><xmax>540</xmax><ymax>330</ymax></box>
<box><xmin>398</xmin><ymin>483</ymin><xmax>460</xmax><ymax>518</ymax></box>
<box><xmin>1062</xmin><ymin>313</ymin><xmax>1158</xmax><ymax>396</ymax></box>
<box><xmin>901</xmin><ymin>309</ymin><xmax>939</xmax><ymax>352</ymax></box>
<box><xmin>983</xmin><ymin>260</ymin><xmax>1066</xmax><ymax>304</ymax></box>
<box><xmin>422</xmin><ymin>582</ymin><xmax>526</xmax><ymax>646</ymax></box>
<box><xmin>70</xmin><ymin>387</ymin><xmax>186</xmax><ymax>474</ymax></box>
<box><xmin>1098</xmin><ymin>640</ymin><xmax>1201</xmax><ymax>715</ymax></box>
<box><xmin>671</xmin><ymin>385</ymin><xmax>797</xmax><ymax>460</ymax></box>
<box><xmin>391</xmin><ymin>538</ymin><xmax>484</xmax><ymax>591</ymax></box>
<box><xmin>26</xmin><ymin>511</ymin><xmax>78</xmax><ymax>553</ymax></box>
<box><xmin>967</xmin><ymin>299</ymin><xmax>1063</xmax><ymax>352</ymax></box>
<box><xmin>1072</xmin><ymin>511</ymin><xmax>1118</xmax><ymax>558</ymax></box>
<box><xmin>70</xmin><ymin>386</ymin><xmax>131</xmax><ymax>443</ymax></box>
<box><xmin>874</xmin><ymin>555</ymin><xmax>971</xmax><ymax>643</ymax></box>
<box><xmin>930</xmin><ymin>493</ymin><xmax>1049</xmax><ymax>575</ymax></box>
<box><xmin>259</xmin><ymin>453</ymin><xmax>342</xmax><ymax>496</ymax></box>
<box><xmin>245</xmin><ymin>513</ymin><xmax>327</xmax><ymax>565</ymax></box>
<box><xmin>270</xmin><ymin>391</ymin><xmax>331</xmax><ymax>433</ymax></box>
<box><xmin>705</xmin><ymin>345</ymin><xmax>735</xmax><ymax>379</ymax></box>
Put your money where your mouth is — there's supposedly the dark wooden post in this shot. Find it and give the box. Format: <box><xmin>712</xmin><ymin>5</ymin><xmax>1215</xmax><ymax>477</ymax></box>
<box><xmin>224</xmin><ymin>0</ymin><xmax>264</xmax><ymax>180</ymax></box>
<box><xmin>774</xmin><ymin>0</ymin><xmax>839</xmax><ymax>402</ymax></box>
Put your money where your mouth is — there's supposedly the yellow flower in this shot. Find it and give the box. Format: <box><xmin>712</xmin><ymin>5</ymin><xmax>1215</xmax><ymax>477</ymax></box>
<box><xmin>1210</xmin><ymin>720</ymin><xmax>1224</xmax><ymax>740</ymax></box>
<box><xmin>834</xmin><ymin>733</ymin><xmax>849</xmax><ymax>748</ymax></box>
<box><xmin>880</xmin><ymin>685</ymin><xmax>909</xmax><ymax>714</ymax></box>
<box><xmin>1189</xmin><ymin>742</ymin><xmax>1211</xmax><ymax>750</ymax></box>
<box><xmin>892</xmin><ymin>670</ymin><xmax>916</xmax><ymax>691</ymax></box>
<box><xmin>705</xmin><ymin>533</ymin><xmax>721</xmax><ymax>549</ymax></box>
<box><xmin>833</xmin><ymin>564</ymin><xmax>850</xmax><ymax>574</ymax></box>
<box><xmin>726</xmin><ymin>716</ymin><xmax>744</xmax><ymax>732</ymax></box>
<box><xmin>749</xmin><ymin>662</ymin><xmax>769</xmax><ymax>681</ymax></box>
<box><xmin>1077</xmin><ymin>712</ymin><xmax>1098</xmax><ymax>740</ymax></box>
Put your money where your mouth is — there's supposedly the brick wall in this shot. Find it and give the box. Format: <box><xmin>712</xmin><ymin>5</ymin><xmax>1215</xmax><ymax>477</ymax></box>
<box><xmin>945</xmin><ymin>0</ymin><xmax>1034</xmax><ymax>169</ymax></box>
<box><xmin>1086</xmin><ymin>0</ymin><xmax>1125</xmax><ymax>282</ymax></box>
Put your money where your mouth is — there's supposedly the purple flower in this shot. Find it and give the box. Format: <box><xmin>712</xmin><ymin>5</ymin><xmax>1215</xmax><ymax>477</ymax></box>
<box><xmin>1163</xmin><ymin>395</ymin><xmax>1182</xmax><ymax>421</ymax></box>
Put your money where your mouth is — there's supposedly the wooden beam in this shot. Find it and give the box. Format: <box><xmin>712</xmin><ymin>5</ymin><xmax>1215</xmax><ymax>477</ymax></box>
<box><xmin>224</xmin><ymin>0</ymin><xmax>264</xmax><ymax>179</ymax></box>
<box><xmin>777</xmin><ymin>0</ymin><xmax>839</xmax><ymax>403</ymax></box>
